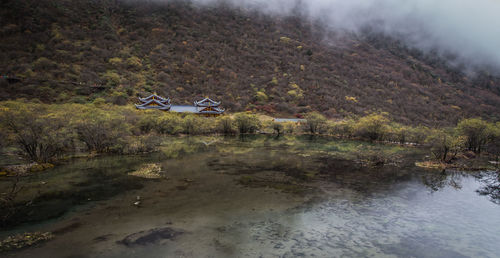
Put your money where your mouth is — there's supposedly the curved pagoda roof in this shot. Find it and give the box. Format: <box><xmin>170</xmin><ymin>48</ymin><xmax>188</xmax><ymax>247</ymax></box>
<box><xmin>135</xmin><ymin>98</ymin><xmax>171</xmax><ymax>110</ymax></box>
<box><xmin>198</xmin><ymin>106</ymin><xmax>225</xmax><ymax>114</ymax></box>
<box><xmin>194</xmin><ymin>97</ymin><xmax>221</xmax><ymax>107</ymax></box>
<box><xmin>139</xmin><ymin>94</ymin><xmax>170</xmax><ymax>104</ymax></box>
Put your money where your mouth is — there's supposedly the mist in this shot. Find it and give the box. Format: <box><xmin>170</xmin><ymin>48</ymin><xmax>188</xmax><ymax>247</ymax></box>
<box><xmin>167</xmin><ymin>0</ymin><xmax>500</xmax><ymax>72</ymax></box>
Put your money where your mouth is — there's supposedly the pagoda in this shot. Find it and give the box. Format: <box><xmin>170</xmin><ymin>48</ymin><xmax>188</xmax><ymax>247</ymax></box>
<box><xmin>135</xmin><ymin>93</ymin><xmax>171</xmax><ymax>110</ymax></box>
<box><xmin>194</xmin><ymin>97</ymin><xmax>225</xmax><ymax>116</ymax></box>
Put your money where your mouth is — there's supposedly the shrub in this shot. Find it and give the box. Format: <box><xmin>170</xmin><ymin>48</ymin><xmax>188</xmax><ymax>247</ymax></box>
<box><xmin>216</xmin><ymin>116</ymin><xmax>235</xmax><ymax>135</ymax></box>
<box><xmin>354</xmin><ymin>113</ymin><xmax>390</xmax><ymax>141</ymax></box>
<box><xmin>155</xmin><ymin>114</ymin><xmax>182</xmax><ymax>135</ymax></box>
<box><xmin>110</xmin><ymin>91</ymin><xmax>128</xmax><ymax>105</ymax></box>
<box><xmin>32</xmin><ymin>57</ymin><xmax>57</xmax><ymax>71</ymax></box>
<box><xmin>103</xmin><ymin>71</ymin><xmax>121</xmax><ymax>87</ymax></box>
<box><xmin>73</xmin><ymin>109</ymin><xmax>130</xmax><ymax>153</ymax></box>
<box><xmin>457</xmin><ymin>118</ymin><xmax>495</xmax><ymax>153</ymax></box>
<box><xmin>410</xmin><ymin>126</ymin><xmax>431</xmax><ymax>144</ymax></box>
<box><xmin>0</xmin><ymin>102</ymin><xmax>75</xmax><ymax>162</ymax></box>
<box><xmin>425</xmin><ymin>129</ymin><xmax>465</xmax><ymax>162</ymax></box>
<box><xmin>327</xmin><ymin>119</ymin><xmax>355</xmax><ymax>137</ymax></box>
<box><xmin>255</xmin><ymin>91</ymin><xmax>268</xmax><ymax>102</ymax></box>
<box><xmin>303</xmin><ymin>112</ymin><xmax>327</xmax><ymax>134</ymax></box>
<box><xmin>272</xmin><ymin>122</ymin><xmax>284</xmax><ymax>135</ymax></box>
<box><xmin>126</xmin><ymin>56</ymin><xmax>142</xmax><ymax>68</ymax></box>
<box><xmin>182</xmin><ymin>114</ymin><xmax>203</xmax><ymax>135</ymax></box>
<box><xmin>234</xmin><ymin>113</ymin><xmax>261</xmax><ymax>134</ymax></box>
<box><xmin>108</xmin><ymin>57</ymin><xmax>123</xmax><ymax>65</ymax></box>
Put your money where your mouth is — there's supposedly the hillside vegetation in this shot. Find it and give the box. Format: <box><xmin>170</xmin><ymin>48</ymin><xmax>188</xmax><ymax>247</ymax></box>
<box><xmin>1</xmin><ymin>0</ymin><xmax>500</xmax><ymax>125</ymax></box>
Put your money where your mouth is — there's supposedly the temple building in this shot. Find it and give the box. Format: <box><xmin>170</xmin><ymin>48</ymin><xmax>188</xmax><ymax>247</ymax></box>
<box><xmin>193</xmin><ymin>97</ymin><xmax>225</xmax><ymax>116</ymax></box>
<box><xmin>135</xmin><ymin>94</ymin><xmax>225</xmax><ymax>116</ymax></box>
<box><xmin>135</xmin><ymin>94</ymin><xmax>171</xmax><ymax>110</ymax></box>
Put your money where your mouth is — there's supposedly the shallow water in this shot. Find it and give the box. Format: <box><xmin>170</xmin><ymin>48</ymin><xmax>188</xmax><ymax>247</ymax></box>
<box><xmin>1</xmin><ymin>136</ymin><xmax>499</xmax><ymax>257</ymax></box>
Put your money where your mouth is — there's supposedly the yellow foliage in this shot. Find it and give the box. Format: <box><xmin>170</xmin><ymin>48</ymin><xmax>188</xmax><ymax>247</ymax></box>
<box><xmin>280</xmin><ymin>36</ymin><xmax>291</xmax><ymax>43</ymax></box>
<box><xmin>126</xmin><ymin>56</ymin><xmax>142</xmax><ymax>67</ymax></box>
<box><xmin>255</xmin><ymin>91</ymin><xmax>268</xmax><ymax>102</ymax></box>
<box><xmin>108</xmin><ymin>57</ymin><xmax>123</xmax><ymax>65</ymax></box>
<box><xmin>345</xmin><ymin>96</ymin><xmax>358</xmax><ymax>103</ymax></box>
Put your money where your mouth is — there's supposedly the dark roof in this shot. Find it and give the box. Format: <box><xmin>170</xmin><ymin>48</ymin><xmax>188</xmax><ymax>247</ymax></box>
<box><xmin>194</xmin><ymin>97</ymin><xmax>221</xmax><ymax>107</ymax></box>
<box><xmin>135</xmin><ymin>99</ymin><xmax>171</xmax><ymax>110</ymax></box>
<box><xmin>139</xmin><ymin>94</ymin><xmax>170</xmax><ymax>104</ymax></box>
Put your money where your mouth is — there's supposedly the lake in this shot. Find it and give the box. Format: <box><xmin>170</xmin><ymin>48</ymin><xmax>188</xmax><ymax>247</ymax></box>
<box><xmin>1</xmin><ymin>135</ymin><xmax>499</xmax><ymax>257</ymax></box>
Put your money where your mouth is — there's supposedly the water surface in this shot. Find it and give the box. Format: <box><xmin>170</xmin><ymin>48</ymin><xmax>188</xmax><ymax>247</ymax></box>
<box><xmin>1</xmin><ymin>136</ymin><xmax>499</xmax><ymax>257</ymax></box>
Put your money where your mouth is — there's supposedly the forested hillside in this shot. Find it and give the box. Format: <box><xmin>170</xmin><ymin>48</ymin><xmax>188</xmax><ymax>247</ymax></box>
<box><xmin>1</xmin><ymin>0</ymin><xmax>500</xmax><ymax>125</ymax></box>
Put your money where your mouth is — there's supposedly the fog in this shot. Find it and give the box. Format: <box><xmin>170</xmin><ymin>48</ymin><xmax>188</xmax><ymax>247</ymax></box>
<box><xmin>137</xmin><ymin>0</ymin><xmax>500</xmax><ymax>71</ymax></box>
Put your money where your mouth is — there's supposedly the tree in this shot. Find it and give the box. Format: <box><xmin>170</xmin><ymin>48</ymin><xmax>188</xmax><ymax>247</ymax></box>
<box><xmin>304</xmin><ymin>112</ymin><xmax>326</xmax><ymax>134</ymax></box>
<box><xmin>272</xmin><ymin>122</ymin><xmax>284</xmax><ymax>135</ymax></box>
<box><xmin>486</xmin><ymin>122</ymin><xmax>500</xmax><ymax>167</ymax></box>
<box><xmin>426</xmin><ymin>129</ymin><xmax>464</xmax><ymax>162</ymax></box>
<box><xmin>0</xmin><ymin>102</ymin><xmax>74</xmax><ymax>163</ymax></box>
<box><xmin>354</xmin><ymin>113</ymin><xmax>390</xmax><ymax>141</ymax></box>
<box><xmin>457</xmin><ymin>118</ymin><xmax>494</xmax><ymax>154</ymax></box>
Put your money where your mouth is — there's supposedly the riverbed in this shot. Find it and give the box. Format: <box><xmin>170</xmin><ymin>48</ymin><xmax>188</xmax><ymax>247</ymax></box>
<box><xmin>1</xmin><ymin>136</ymin><xmax>499</xmax><ymax>257</ymax></box>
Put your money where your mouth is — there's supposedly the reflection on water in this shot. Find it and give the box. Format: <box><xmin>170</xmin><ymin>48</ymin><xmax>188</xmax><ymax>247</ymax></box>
<box><xmin>1</xmin><ymin>135</ymin><xmax>499</xmax><ymax>257</ymax></box>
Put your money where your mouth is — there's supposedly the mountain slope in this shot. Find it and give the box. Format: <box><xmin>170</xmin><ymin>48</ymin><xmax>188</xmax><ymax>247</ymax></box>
<box><xmin>1</xmin><ymin>0</ymin><xmax>499</xmax><ymax>125</ymax></box>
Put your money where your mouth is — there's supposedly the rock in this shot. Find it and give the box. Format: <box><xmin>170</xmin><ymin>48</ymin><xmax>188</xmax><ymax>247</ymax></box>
<box><xmin>117</xmin><ymin>227</ymin><xmax>184</xmax><ymax>247</ymax></box>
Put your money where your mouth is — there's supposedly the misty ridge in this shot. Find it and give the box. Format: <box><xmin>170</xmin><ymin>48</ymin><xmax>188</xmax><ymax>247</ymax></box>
<box><xmin>139</xmin><ymin>0</ymin><xmax>500</xmax><ymax>74</ymax></box>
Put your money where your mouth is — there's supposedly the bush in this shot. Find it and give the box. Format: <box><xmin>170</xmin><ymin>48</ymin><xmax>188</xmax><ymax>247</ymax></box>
<box><xmin>155</xmin><ymin>113</ymin><xmax>182</xmax><ymax>135</ymax></box>
<box><xmin>110</xmin><ymin>91</ymin><xmax>128</xmax><ymax>105</ymax></box>
<box><xmin>182</xmin><ymin>114</ymin><xmax>203</xmax><ymax>135</ymax></box>
<box><xmin>32</xmin><ymin>57</ymin><xmax>57</xmax><ymax>71</ymax></box>
<box><xmin>0</xmin><ymin>102</ymin><xmax>75</xmax><ymax>162</ymax></box>
<box><xmin>234</xmin><ymin>113</ymin><xmax>261</xmax><ymax>134</ymax></box>
<box><xmin>272</xmin><ymin>122</ymin><xmax>284</xmax><ymax>135</ymax></box>
<box><xmin>73</xmin><ymin>109</ymin><xmax>130</xmax><ymax>153</ymax></box>
<box><xmin>126</xmin><ymin>56</ymin><xmax>142</xmax><ymax>68</ymax></box>
<box><xmin>457</xmin><ymin>118</ymin><xmax>495</xmax><ymax>153</ymax></box>
<box><xmin>327</xmin><ymin>119</ymin><xmax>354</xmax><ymax>137</ymax></box>
<box><xmin>103</xmin><ymin>71</ymin><xmax>121</xmax><ymax>87</ymax></box>
<box><xmin>425</xmin><ymin>129</ymin><xmax>465</xmax><ymax>162</ymax></box>
<box><xmin>353</xmin><ymin>113</ymin><xmax>390</xmax><ymax>141</ymax></box>
<box><xmin>303</xmin><ymin>112</ymin><xmax>327</xmax><ymax>134</ymax></box>
<box><xmin>387</xmin><ymin>123</ymin><xmax>412</xmax><ymax>144</ymax></box>
<box><xmin>216</xmin><ymin>116</ymin><xmax>235</xmax><ymax>135</ymax></box>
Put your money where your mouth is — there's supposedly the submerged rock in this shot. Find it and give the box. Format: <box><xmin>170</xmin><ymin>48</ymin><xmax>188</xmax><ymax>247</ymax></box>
<box><xmin>117</xmin><ymin>227</ymin><xmax>184</xmax><ymax>247</ymax></box>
